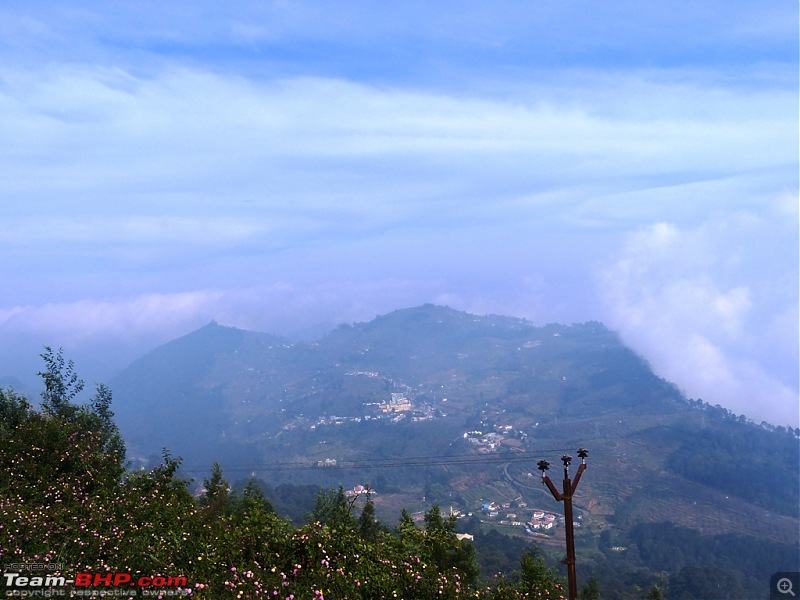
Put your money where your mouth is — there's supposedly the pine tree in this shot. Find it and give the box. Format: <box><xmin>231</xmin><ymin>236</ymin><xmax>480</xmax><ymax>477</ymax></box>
<box><xmin>519</xmin><ymin>547</ymin><xmax>566</xmax><ymax>598</ymax></box>
<box><xmin>580</xmin><ymin>575</ymin><xmax>602</xmax><ymax>600</ymax></box>
<box><xmin>312</xmin><ymin>485</ymin><xmax>355</xmax><ymax>527</ymax></box>
<box><xmin>646</xmin><ymin>583</ymin><xmax>665</xmax><ymax>600</ymax></box>
<box><xmin>200</xmin><ymin>461</ymin><xmax>230</xmax><ymax>512</ymax></box>
<box><xmin>358</xmin><ymin>492</ymin><xmax>381</xmax><ymax>540</ymax></box>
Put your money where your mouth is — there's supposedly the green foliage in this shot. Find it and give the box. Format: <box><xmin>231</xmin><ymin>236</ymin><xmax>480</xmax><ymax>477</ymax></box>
<box><xmin>38</xmin><ymin>346</ymin><xmax>85</xmax><ymax>416</ymax></box>
<box><xmin>422</xmin><ymin>505</ymin><xmax>480</xmax><ymax>588</ymax></box>
<box><xmin>579</xmin><ymin>575</ymin><xmax>602</xmax><ymax>600</ymax></box>
<box><xmin>466</xmin><ymin>526</ymin><xmax>545</xmax><ymax>580</ymax></box>
<box><xmin>257</xmin><ymin>481</ymin><xmax>322</xmax><ymax>523</ymax></box>
<box><xmin>236</xmin><ymin>478</ymin><xmax>275</xmax><ymax>517</ymax></box>
<box><xmin>358</xmin><ymin>493</ymin><xmax>382</xmax><ymax>541</ymax></box>
<box><xmin>90</xmin><ymin>382</ymin><xmax>114</xmax><ymax>428</ymax></box>
<box><xmin>623</xmin><ymin>521</ymin><xmax>797</xmax><ymax>599</ymax></box>
<box><xmin>667</xmin><ymin>565</ymin><xmax>746</xmax><ymax>600</ymax></box>
<box><xmin>627</xmin><ymin>521</ymin><xmax>797</xmax><ymax>583</ymax></box>
<box><xmin>666</xmin><ymin>424</ymin><xmax>800</xmax><ymax>517</ymax></box>
<box><xmin>32</xmin><ymin>347</ymin><xmax>126</xmax><ymax>463</ymax></box>
<box><xmin>312</xmin><ymin>485</ymin><xmax>356</xmax><ymax>528</ymax></box>
<box><xmin>0</xmin><ymin>387</ymin><xmax>32</xmax><ymax>435</ymax></box>
<box><xmin>200</xmin><ymin>461</ymin><xmax>230</xmax><ymax>511</ymax></box>
<box><xmin>519</xmin><ymin>547</ymin><xmax>566</xmax><ymax>598</ymax></box>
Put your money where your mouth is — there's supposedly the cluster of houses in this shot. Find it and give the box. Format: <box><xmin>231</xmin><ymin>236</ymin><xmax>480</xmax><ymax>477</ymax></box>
<box><xmin>463</xmin><ymin>423</ymin><xmax>527</xmax><ymax>453</ymax></box>
<box><xmin>465</xmin><ymin>431</ymin><xmax>505</xmax><ymax>453</ymax></box>
<box><xmin>294</xmin><ymin>387</ymin><xmax>440</xmax><ymax>441</ymax></box>
<box><xmin>344</xmin><ymin>484</ymin><xmax>374</xmax><ymax>497</ymax></box>
<box><xmin>525</xmin><ymin>510</ymin><xmax>560</xmax><ymax>533</ymax></box>
<box><xmin>364</xmin><ymin>392</ymin><xmax>437</xmax><ymax>423</ymax></box>
<box><xmin>377</xmin><ymin>393</ymin><xmax>413</xmax><ymax>413</ymax></box>
<box><xmin>480</xmin><ymin>501</ymin><xmax>562</xmax><ymax>535</ymax></box>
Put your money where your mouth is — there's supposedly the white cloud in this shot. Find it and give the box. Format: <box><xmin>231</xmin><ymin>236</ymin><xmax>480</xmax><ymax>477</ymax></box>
<box><xmin>2</xmin><ymin>66</ymin><xmax>793</xmax><ymax>173</ymax></box>
<box><xmin>0</xmin><ymin>291</ymin><xmax>225</xmax><ymax>343</ymax></box>
<box><xmin>0</xmin><ymin>67</ymin><xmax>793</xmax><ymax>256</ymax></box>
<box><xmin>599</xmin><ymin>212</ymin><xmax>799</xmax><ymax>426</ymax></box>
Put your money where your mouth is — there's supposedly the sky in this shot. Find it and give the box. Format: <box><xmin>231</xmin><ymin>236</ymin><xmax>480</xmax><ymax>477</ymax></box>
<box><xmin>0</xmin><ymin>1</ymin><xmax>797</xmax><ymax>426</ymax></box>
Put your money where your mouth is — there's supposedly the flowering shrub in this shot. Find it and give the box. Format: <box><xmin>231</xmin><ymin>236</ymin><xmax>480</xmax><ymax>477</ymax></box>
<box><xmin>0</xmin><ymin>358</ymin><xmax>566</xmax><ymax>600</ymax></box>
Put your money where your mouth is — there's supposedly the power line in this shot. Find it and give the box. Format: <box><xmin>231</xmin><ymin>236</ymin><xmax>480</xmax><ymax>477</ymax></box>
<box><xmin>177</xmin><ymin>447</ymin><xmax>581</xmax><ymax>474</ymax></box>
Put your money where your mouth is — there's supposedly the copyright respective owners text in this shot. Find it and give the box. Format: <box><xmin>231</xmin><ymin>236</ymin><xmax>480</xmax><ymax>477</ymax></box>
<box><xmin>3</xmin><ymin>563</ymin><xmax>190</xmax><ymax>597</ymax></box>
<box><xmin>772</xmin><ymin>572</ymin><xmax>800</xmax><ymax>599</ymax></box>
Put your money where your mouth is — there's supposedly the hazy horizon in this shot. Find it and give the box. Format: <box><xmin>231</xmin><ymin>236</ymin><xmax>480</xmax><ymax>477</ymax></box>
<box><xmin>1</xmin><ymin>1</ymin><xmax>797</xmax><ymax>426</ymax></box>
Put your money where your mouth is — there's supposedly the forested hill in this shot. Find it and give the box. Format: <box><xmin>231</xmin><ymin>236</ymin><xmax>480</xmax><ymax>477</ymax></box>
<box><xmin>109</xmin><ymin>304</ymin><xmax>799</xmax><ymax>597</ymax></box>
<box><xmin>113</xmin><ymin>304</ymin><xmax>689</xmax><ymax>454</ymax></box>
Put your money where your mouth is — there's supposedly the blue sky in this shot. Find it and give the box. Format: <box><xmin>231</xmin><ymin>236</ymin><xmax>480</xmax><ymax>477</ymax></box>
<box><xmin>0</xmin><ymin>1</ymin><xmax>797</xmax><ymax>426</ymax></box>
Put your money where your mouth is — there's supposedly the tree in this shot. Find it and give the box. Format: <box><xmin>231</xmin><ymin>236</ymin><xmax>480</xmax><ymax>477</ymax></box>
<box><xmin>0</xmin><ymin>387</ymin><xmax>32</xmax><ymax>434</ymax></box>
<box><xmin>668</xmin><ymin>565</ymin><xmax>745</xmax><ymax>600</ymax></box>
<box><xmin>420</xmin><ymin>505</ymin><xmax>480</xmax><ymax>588</ymax></box>
<box><xmin>200</xmin><ymin>461</ymin><xmax>230</xmax><ymax>512</ymax></box>
<box><xmin>358</xmin><ymin>492</ymin><xmax>381</xmax><ymax>541</ymax></box>
<box><xmin>579</xmin><ymin>575</ymin><xmax>602</xmax><ymax>600</ymax></box>
<box><xmin>88</xmin><ymin>382</ymin><xmax>126</xmax><ymax>458</ymax></box>
<box><xmin>38</xmin><ymin>346</ymin><xmax>84</xmax><ymax>416</ymax></box>
<box><xmin>312</xmin><ymin>485</ymin><xmax>355</xmax><ymax>528</ymax></box>
<box><xmin>519</xmin><ymin>547</ymin><xmax>565</xmax><ymax>598</ymax></box>
<box><xmin>237</xmin><ymin>478</ymin><xmax>275</xmax><ymax>516</ymax></box>
<box><xmin>90</xmin><ymin>382</ymin><xmax>115</xmax><ymax>429</ymax></box>
<box><xmin>35</xmin><ymin>347</ymin><xmax>125</xmax><ymax>461</ymax></box>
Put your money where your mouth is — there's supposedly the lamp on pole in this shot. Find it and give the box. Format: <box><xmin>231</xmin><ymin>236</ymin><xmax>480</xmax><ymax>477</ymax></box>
<box><xmin>538</xmin><ymin>448</ymin><xmax>588</xmax><ymax>600</ymax></box>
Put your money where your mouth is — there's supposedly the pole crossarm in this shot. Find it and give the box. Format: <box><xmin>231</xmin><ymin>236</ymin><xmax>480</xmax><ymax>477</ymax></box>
<box><xmin>541</xmin><ymin>475</ymin><xmax>562</xmax><ymax>501</ymax></box>
<box><xmin>570</xmin><ymin>462</ymin><xmax>586</xmax><ymax>495</ymax></box>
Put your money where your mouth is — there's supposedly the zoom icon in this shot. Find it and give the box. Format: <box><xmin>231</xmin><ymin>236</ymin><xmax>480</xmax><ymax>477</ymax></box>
<box><xmin>772</xmin><ymin>572</ymin><xmax>800</xmax><ymax>599</ymax></box>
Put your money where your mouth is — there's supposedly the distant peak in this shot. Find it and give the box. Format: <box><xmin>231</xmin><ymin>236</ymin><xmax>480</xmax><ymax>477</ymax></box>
<box><xmin>201</xmin><ymin>319</ymin><xmax>234</xmax><ymax>330</ymax></box>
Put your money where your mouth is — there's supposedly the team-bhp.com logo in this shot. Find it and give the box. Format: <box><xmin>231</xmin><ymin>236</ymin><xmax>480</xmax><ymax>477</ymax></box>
<box><xmin>3</xmin><ymin>563</ymin><xmax>189</xmax><ymax>597</ymax></box>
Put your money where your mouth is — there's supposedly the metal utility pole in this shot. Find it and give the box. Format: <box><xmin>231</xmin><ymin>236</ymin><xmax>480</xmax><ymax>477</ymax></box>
<box><xmin>537</xmin><ymin>448</ymin><xmax>588</xmax><ymax>600</ymax></box>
